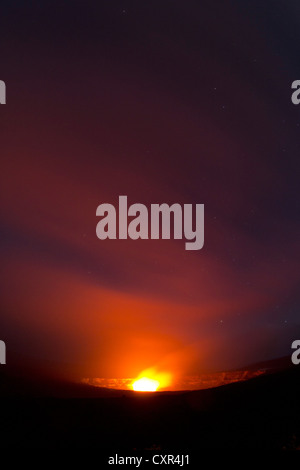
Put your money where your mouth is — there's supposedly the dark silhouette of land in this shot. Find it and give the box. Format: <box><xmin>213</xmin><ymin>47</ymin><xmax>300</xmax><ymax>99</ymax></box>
<box><xmin>0</xmin><ymin>358</ymin><xmax>299</xmax><ymax>452</ymax></box>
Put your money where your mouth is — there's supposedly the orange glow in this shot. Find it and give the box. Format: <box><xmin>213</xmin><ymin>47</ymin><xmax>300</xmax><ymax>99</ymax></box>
<box><xmin>132</xmin><ymin>369</ymin><xmax>172</xmax><ymax>392</ymax></box>
<box><xmin>132</xmin><ymin>377</ymin><xmax>159</xmax><ymax>392</ymax></box>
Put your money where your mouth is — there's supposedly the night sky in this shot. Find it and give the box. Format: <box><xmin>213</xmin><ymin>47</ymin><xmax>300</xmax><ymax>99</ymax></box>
<box><xmin>1</xmin><ymin>1</ymin><xmax>300</xmax><ymax>384</ymax></box>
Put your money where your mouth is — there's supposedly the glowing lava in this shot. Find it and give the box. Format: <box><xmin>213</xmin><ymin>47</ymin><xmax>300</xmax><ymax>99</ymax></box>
<box><xmin>131</xmin><ymin>369</ymin><xmax>172</xmax><ymax>392</ymax></box>
<box><xmin>132</xmin><ymin>377</ymin><xmax>159</xmax><ymax>392</ymax></box>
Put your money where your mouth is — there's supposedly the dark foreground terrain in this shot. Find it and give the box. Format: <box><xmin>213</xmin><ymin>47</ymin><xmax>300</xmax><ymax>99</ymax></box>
<box><xmin>0</xmin><ymin>365</ymin><xmax>299</xmax><ymax>453</ymax></box>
